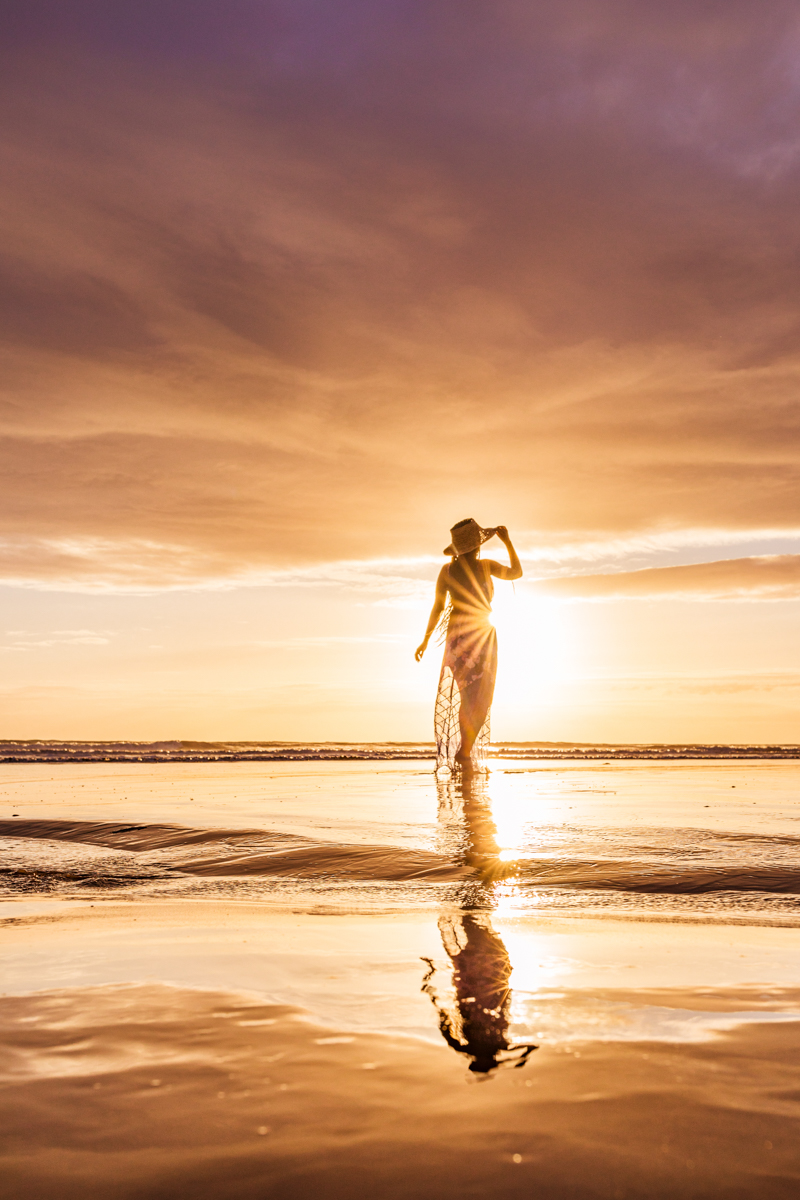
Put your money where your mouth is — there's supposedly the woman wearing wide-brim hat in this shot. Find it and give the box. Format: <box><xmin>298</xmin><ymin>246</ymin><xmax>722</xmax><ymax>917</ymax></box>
<box><xmin>416</xmin><ymin>519</ymin><xmax>522</xmax><ymax>771</ymax></box>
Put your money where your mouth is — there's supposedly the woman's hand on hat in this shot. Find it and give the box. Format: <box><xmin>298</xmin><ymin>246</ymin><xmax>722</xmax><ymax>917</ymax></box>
<box><xmin>496</xmin><ymin>525</ymin><xmax>510</xmax><ymax>543</ymax></box>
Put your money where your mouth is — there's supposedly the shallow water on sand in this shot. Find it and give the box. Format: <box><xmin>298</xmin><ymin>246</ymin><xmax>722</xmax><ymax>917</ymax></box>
<box><xmin>2</xmin><ymin>759</ymin><xmax>800</xmax><ymax>1038</ymax></box>
<box><xmin>2</xmin><ymin>759</ymin><xmax>800</xmax><ymax>914</ymax></box>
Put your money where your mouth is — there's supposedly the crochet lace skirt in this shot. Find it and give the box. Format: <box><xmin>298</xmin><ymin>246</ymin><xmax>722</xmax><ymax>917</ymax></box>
<box><xmin>434</xmin><ymin>617</ymin><xmax>497</xmax><ymax>772</ymax></box>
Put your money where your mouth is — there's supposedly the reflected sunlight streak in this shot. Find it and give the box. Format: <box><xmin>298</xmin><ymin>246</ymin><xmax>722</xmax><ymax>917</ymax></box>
<box><xmin>487</xmin><ymin>771</ymin><xmax>556</xmax><ymax>861</ymax></box>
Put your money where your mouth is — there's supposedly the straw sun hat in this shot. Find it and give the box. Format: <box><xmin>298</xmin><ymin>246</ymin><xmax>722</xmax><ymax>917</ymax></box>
<box><xmin>443</xmin><ymin>518</ymin><xmax>499</xmax><ymax>557</ymax></box>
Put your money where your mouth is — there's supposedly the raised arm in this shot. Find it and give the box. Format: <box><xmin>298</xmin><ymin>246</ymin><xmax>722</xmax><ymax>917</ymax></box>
<box><xmin>415</xmin><ymin>565</ymin><xmax>450</xmax><ymax>661</ymax></box>
<box><xmin>486</xmin><ymin>526</ymin><xmax>523</xmax><ymax>581</ymax></box>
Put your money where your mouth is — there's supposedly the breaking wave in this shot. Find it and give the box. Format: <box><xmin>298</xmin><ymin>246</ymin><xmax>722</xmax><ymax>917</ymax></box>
<box><xmin>1</xmin><ymin>740</ymin><xmax>800</xmax><ymax>762</ymax></box>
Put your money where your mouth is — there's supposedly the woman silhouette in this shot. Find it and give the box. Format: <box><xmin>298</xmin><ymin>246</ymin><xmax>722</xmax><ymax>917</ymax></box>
<box><xmin>416</xmin><ymin>520</ymin><xmax>522</xmax><ymax>771</ymax></box>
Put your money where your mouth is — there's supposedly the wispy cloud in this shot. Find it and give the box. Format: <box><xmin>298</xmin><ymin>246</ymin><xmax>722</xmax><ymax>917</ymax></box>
<box><xmin>252</xmin><ymin>634</ymin><xmax>403</xmax><ymax>648</ymax></box>
<box><xmin>5</xmin><ymin>526</ymin><xmax>800</xmax><ymax>599</ymax></box>
<box><xmin>537</xmin><ymin>555</ymin><xmax>800</xmax><ymax>600</ymax></box>
<box><xmin>3</xmin><ymin>628</ymin><xmax>111</xmax><ymax>650</ymax></box>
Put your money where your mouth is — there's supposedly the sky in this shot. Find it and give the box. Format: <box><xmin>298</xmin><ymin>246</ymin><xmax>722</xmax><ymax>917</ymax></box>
<box><xmin>2</xmin><ymin>0</ymin><xmax>800</xmax><ymax>743</ymax></box>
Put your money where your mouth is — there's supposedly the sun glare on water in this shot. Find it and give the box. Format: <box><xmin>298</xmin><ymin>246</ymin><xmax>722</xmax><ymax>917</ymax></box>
<box><xmin>485</xmin><ymin>770</ymin><xmax>563</xmax><ymax>862</ymax></box>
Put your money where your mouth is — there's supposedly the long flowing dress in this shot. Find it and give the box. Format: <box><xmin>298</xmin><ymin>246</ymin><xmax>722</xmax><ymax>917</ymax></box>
<box><xmin>434</xmin><ymin>558</ymin><xmax>498</xmax><ymax>772</ymax></box>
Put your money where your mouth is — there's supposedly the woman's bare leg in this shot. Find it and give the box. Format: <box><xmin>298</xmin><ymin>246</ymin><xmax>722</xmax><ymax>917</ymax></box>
<box><xmin>456</xmin><ymin>712</ymin><xmax>476</xmax><ymax>762</ymax></box>
<box><xmin>456</xmin><ymin>687</ymin><xmax>489</xmax><ymax>765</ymax></box>
<box><xmin>453</xmin><ymin>628</ymin><xmax>497</xmax><ymax>768</ymax></box>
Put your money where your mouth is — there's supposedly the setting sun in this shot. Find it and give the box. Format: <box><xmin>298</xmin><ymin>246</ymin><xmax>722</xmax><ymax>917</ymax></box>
<box><xmin>490</xmin><ymin>588</ymin><xmax>581</xmax><ymax>728</ymax></box>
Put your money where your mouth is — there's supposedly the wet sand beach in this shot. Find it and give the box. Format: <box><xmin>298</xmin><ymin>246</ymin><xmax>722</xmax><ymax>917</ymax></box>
<box><xmin>2</xmin><ymin>757</ymin><xmax>800</xmax><ymax>1197</ymax></box>
<box><xmin>2</xmin><ymin>982</ymin><xmax>799</xmax><ymax>1200</ymax></box>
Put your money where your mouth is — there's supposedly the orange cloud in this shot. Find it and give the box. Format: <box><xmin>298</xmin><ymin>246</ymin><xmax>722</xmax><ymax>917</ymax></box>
<box><xmin>1</xmin><ymin>5</ymin><xmax>800</xmax><ymax>586</ymax></box>
<box><xmin>537</xmin><ymin>555</ymin><xmax>800</xmax><ymax>600</ymax></box>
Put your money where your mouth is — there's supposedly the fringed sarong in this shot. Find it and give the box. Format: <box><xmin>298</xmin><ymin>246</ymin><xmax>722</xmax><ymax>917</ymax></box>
<box><xmin>435</xmin><ymin>615</ymin><xmax>497</xmax><ymax>772</ymax></box>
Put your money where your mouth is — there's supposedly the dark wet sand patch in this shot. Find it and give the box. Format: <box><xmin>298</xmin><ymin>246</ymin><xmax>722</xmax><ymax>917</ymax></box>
<box><xmin>4</xmin><ymin>820</ymin><xmax>800</xmax><ymax>893</ymax></box>
<box><xmin>0</xmin><ymin>820</ymin><xmax>467</xmax><ymax>884</ymax></box>
<box><xmin>518</xmin><ymin>860</ymin><xmax>800</xmax><ymax>894</ymax></box>
<box><xmin>172</xmin><ymin>844</ymin><xmax>466</xmax><ymax>881</ymax></box>
<box><xmin>0</xmin><ymin>819</ymin><xmax>271</xmax><ymax>852</ymax></box>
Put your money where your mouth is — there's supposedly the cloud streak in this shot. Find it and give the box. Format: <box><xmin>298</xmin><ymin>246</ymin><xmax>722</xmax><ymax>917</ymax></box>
<box><xmin>538</xmin><ymin>555</ymin><xmax>800</xmax><ymax>600</ymax></box>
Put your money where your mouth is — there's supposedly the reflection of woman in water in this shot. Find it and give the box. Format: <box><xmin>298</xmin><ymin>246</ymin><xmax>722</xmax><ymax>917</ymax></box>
<box><xmin>422</xmin><ymin>775</ymin><xmax>537</xmax><ymax>1074</ymax></box>
<box><xmin>415</xmin><ymin>520</ymin><xmax>522</xmax><ymax>772</ymax></box>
